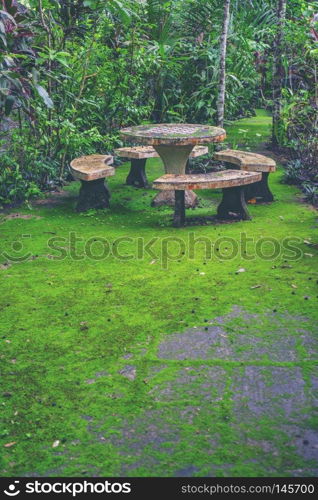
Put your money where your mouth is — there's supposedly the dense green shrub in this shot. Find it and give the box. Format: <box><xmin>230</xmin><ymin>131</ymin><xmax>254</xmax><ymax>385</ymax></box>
<box><xmin>0</xmin><ymin>152</ymin><xmax>41</xmax><ymax>207</ymax></box>
<box><xmin>0</xmin><ymin>0</ymin><xmax>316</xmax><ymax>205</ymax></box>
<box><xmin>277</xmin><ymin>4</ymin><xmax>318</xmax><ymax>203</ymax></box>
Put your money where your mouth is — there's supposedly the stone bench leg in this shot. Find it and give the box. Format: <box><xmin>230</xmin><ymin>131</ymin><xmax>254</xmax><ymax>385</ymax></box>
<box><xmin>245</xmin><ymin>172</ymin><xmax>274</xmax><ymax>203</ymax></box>
<box><xmin>217</xmin><ymin>185</ymin><xmax>251</xmax><ymax>220</ymax></box>
<box><xmin>76</xmin><ymin>178</ymin><xmax>110</xmax><ymax>212</ymax></box>
<box><xmin>126</xmin><ymin>158</ymin><xmax>149</xmax><ymax>188</ymax></box>
<box><xmin>257</xmin><ymin>172</ymin><xmax>274</xmax><ymax>202</ymax></box>
<box><xmin>244</xmin><ymin>183</ymin><xmax>254</xmax><ymax>202</ymax></box>
<box><xmin>173</xmin><ymin>190</ymin><xmax>186</xmax><ymax>227</ymax></box>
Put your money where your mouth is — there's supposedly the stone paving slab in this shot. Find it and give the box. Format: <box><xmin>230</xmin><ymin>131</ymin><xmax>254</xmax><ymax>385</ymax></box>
<box><xmin>148</xmin><ymin>366</ymin><xmax>227</xmax><ymax>402</ymax></box>
<box><xmin>158</xmin><ymin>325</ymin><xmax>301</xmax><ymax>362</ymax></box>
<box><xmin>230</xmin><ymin>366</ymin><xmax>307</xmax><ymax>422</ymax></box>
<box><xmin>157</xmin><ymin>306</ymin><xmax>316</xmax><ymax>363</ymax></box>
<box><xmin>44</xmin><ymin>307</ymin><xmax>317</xmax><ymax>477</ymax></box>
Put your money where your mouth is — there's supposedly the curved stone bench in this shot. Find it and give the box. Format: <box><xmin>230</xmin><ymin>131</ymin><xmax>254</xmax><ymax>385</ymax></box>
<box><xmin>70</xmin><ymin>154</ymin><xmax>114</xmax><ymax>212</ymax></box>
<box><xmin>115</xmin><ymin>145</ymin><xmax>209</xmax><ymax>189</ymax></box>
<box><xmin>153</xmin><ymin>170</ymin><xmax>262</xmax><ymax>227</ymax></box>
<box><xmin>214</xmin><ymin>150</ymin><xmax>276</xmax><ymax>202</ymax></box>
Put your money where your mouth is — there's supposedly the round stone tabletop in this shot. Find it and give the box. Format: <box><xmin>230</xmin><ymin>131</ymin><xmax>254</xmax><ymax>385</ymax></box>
<box><xmin>120</xmin><ymin>123</ymin><xmax>226</xmax><ymax>146</ymax></box>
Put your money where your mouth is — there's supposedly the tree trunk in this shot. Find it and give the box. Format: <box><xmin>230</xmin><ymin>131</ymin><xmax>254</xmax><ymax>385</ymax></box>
<box><xmin>217</xmin><ymin>0</ymin><xmax>231</xmax><ymax>128</ymax></box>
<box><xmin>272</xmin><ymin>0</ymin><xmax>287</xmax><ymax>147</ymax></box>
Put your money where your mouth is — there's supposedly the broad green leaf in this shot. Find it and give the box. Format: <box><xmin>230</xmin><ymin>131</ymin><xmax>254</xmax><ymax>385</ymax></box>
<box><xmin>35</xmin><ymin>84</ymin><xmax>54</xmax><ymax>109</ymax></box>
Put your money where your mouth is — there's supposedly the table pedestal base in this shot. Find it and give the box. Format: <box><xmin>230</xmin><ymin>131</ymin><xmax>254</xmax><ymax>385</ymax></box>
<box><xmin>76</xmin><ymin>178</ymin><xmax>110</xmax><ymax>212</ymax></box>
<box><xmin>151</xmin><ymin>189</ymin><xmax>198</xmax><ymax>208</ymax></box>
<box><xmin>152</xmin><ymin>144</ymin><xmax>197</xmax><ymax>208</ymax></box>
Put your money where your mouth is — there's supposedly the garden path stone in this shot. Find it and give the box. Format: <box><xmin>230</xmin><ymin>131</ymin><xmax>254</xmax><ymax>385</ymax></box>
<box><xmin>289</xmin><ymin>428</ymin><xmax>318</xmax><ymax>461</ymax></box>
<box><xmin>230</xmin><ymin>366</ymin><xmax>307</xmax><ymax>421</ymax></box>
<box><xmin>158</xmin><ymin>326</ymin><xmax>302</xmax><ymax>363</ymax></box>
<box><xmin>148</xmin><ymin>366</ymin><xmax>226</xmax><ymax>402</ymax></box>
<box><xmin>157</xmin><ymin>306</ymin><xmax>315</xmax><ymax>363</ymax></box>
<box><xmin>85</xmin><ymin>378</ymin><xmax>96</xmax><ymax>385</ymax></box>
<box><xmin>122</xmin><ymin>353</ymin><xmax>133</xmax><ymax>359</ymax></box>
<box><xmin>109</xmin><ymin>406</ymin><xmax>194</xmax><ymax>451</ymax></box>
<box><xmin>46</xmin><ymin>308</ymin><xmax>318</xmax><ymax>476</ymax></box>
<box><xmin>157</xmin><ymin>325</ymin><xmax>230</xmax><ymax>360</ymax></box>
<box><xmin>174</xmin><ymin>466</ymin><xmax>200</xmax><ymax>477</ymax></box>
<box><xmin>118</xmin><ymin>365</ymin><xmax>137</xmax><ymax>381</ymax></box>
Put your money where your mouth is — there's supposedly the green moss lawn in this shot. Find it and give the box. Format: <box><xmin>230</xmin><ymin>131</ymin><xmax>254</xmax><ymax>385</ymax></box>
<box><xmin>1</xmin><ymin>110</ymin><xmax>317</xmax><ymax>477</ymax></box>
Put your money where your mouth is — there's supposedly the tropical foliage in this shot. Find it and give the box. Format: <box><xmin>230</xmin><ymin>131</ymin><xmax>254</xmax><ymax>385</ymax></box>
<box><xmin>0</xmin><ymin>0</ymin><xmax>317</xmax><ymax>206</ymax></box>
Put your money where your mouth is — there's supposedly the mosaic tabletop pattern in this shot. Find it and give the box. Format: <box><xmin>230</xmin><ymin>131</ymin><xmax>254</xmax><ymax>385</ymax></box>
<box><xmin>120</xmin><ymin>123</ymin><xmax>226</xmax><ymax>146</ymax></box>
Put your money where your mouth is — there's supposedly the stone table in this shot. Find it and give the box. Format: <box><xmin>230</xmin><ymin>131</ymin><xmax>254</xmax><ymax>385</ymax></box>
<box><xmin>120</xmin><ymin>123</ymin><xmax>226</xmax><ymax>207</ymax></box>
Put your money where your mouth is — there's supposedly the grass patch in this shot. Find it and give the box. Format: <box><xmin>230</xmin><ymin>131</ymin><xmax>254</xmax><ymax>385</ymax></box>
<box><xmin>0</xmin><ymin>110</ymin><xmax>317</xmax><ymax>477</ymax></box>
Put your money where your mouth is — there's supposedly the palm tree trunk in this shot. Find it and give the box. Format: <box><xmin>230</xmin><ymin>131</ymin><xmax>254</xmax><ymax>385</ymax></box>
<box><xmin>272</xmin><ymin>0</ymin><xmax>287</xmax><ymax>146</ymax></box>
<box><xmin>217</xmin><ymin>0</ymin><xmax>231</xmax><ymax>128</ymax></box>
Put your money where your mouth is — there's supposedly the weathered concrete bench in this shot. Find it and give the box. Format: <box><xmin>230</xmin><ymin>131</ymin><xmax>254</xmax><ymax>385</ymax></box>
<box><xmin>153</xmin><ymin>170</ymin><xmax>262</xmax><ymax>227</ymax></box>
<box><xmin>70</xmin><ymin>154</ymin><xmax>114</xmax><ymax>212</ymax></box>
<box><xmin>214</xmin><ymin>149</ymin><xmax>276</xmax><ymax>202</ymax></box>
<box><xmin>115</xmin><ymin>145</ymin><xmax>209</xmax><ymax>188</ymax></box>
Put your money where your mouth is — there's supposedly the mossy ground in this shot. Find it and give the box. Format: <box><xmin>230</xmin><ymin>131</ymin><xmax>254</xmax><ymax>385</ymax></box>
<box><xmin>0</xmin><ymin>110</ymin><xmax>317</xmax><ymax>477</ymax></box>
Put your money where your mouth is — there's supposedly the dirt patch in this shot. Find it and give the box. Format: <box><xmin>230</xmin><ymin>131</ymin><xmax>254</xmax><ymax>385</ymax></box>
<box><xmin>33</xmin><ymin>189</ymin><xmax>74</xmax><ymax>207</ymax></box>
<box><xmin>1</xmin><ymin>213</ymin><xmax>43</xmax><ymax>221</ymax></box>
<box><xmin>184</xmin><ymin>215</ymin><xmax>244</xmax><ymax>226</ymax></box>
<box><xmin>0</xmin><ymin>262</ymin><xmax>11</xmax><ymax>270</ymax></box>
